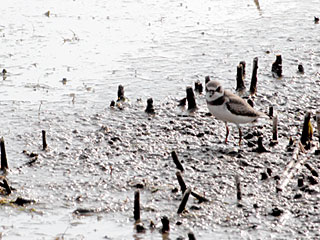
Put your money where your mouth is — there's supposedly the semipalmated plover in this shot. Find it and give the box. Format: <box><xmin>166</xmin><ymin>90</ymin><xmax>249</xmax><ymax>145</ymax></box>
<box><xmin>206</xmin><ymin>80</ymin><xmax>266</xmax><ymax>145</ymax></box>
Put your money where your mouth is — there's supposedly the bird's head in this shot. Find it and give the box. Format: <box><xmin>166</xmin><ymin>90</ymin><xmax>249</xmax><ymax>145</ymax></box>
<box><xmin>205</xmin><ymin>80</ymin><xmax>224</xmax><ymax>101</ymax></box>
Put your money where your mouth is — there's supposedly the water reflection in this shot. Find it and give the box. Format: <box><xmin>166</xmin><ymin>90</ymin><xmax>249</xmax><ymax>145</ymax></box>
<box><xmin>254</xmin><ymin>0</ymin><xmax>261</xmax><ymax>12</ymax></box>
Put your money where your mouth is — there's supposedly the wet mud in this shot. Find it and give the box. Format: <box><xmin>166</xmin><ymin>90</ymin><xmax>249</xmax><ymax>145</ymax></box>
<box><xmin>1</xmin><ymin>0</ymin><xmax>320</xmax><ymax>239</ymax></box>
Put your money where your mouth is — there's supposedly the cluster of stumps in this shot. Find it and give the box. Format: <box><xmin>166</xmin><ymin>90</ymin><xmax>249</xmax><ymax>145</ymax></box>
<box><xmin>1</xmin><ymin>52</ymin><xmax>320</xmax><ymax>238</ymax></box>
<box><xmin>0</xmin><ymin>132</ymin><xmax>44</xmax><ymax>205</ymax></box>
<box><xmin>110</xmin><ymin>54</ymin><xmax>318</xmax><ymax>151</ymax></box>
<box><xmin>110</xmin><ymin>54</ymin><xmax>306</xmax><ymax>114</ymax></box>
<box><xmin>106</xmin><ymin>54</ymin><xmax>320</xmax><ymax>238</ymax></box>
<box><xmin>132</xmin><ymin>151</ymin><xmax>206</xmax><ymax>239</ymax></box>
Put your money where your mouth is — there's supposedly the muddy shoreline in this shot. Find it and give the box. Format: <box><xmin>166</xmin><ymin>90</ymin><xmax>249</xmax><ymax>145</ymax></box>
<box><xmin>1</xmin><ymin>88</ymin><xmax>320</xmax><ymax>239</ymax></box>
<box><xmin>1</xmin><ymin>0</ymin><xmax>320</xmax><ymax>239</ymax></box>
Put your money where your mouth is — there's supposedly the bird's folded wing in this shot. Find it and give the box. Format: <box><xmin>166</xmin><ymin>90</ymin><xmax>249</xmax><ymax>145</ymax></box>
<box><xmin>226</xmin><ymin>97</ymin><xmax>260</xmax><ymax>117</ymax></box>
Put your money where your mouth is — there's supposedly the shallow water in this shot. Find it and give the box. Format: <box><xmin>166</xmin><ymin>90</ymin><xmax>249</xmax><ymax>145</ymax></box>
<box><xmin>1</xmin><ymin>0</ymin><xmax>320</xmax><ymax>239</ymax></box>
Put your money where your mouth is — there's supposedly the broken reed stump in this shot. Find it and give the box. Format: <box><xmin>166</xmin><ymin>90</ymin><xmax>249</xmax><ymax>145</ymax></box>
<box><xmin>190</xmin><ymin>190</ymin><xmax>209</xmax><ymax>203</ymax></box>
<box><xmin>177</xmin><ymin>187</ymin><xmax>191</xmax><ymax>214</ymax></box>
<box><xmin>261</xmin><ymin>172</ymin><xmax>268</xmax><ymax>180</ymax></box>
<box><xmin>117</xmin><ymin>85</ymin><xmax>125</xmax><ymax>102</ymax></box>
<box><xmin>0</xmin><ymin>137</ymin><xmax>8</xmax><ymax>171</ymax></box>
<box><xmin>135</xmin><ymin>222</ymin><xmax>146</xmax><ymax>233</ymax></box>
<box><xmin>194</xmin><ymin>80</ymin><xmax>203</xmax><ymax>94</ymax></box>
<box><xmin>235</xmin><ymin>175</ymin><xmax>241</xmax><ymax>201</ymax></box>
<box><xmin>298</xmin><ymin>177</ymin><xmax>304</xmax><ymax>187</ymax></box>
<box><xmin>277</xmin><ymin>142</ymin><xmax>305</xmax><ymax>192</ymax></box>
<box><xmin>301</xmin><ymin>112</ymin><xmax>312</xmax><ymax>146</ymax></box>
<box><xmin>2</xmin><ymin>178</ymin><xmax>11</xmax><ymax>195</ymax></box>
<box><xmin>134</xmin><ymin>190</ymin><xmax>140</xmax><ymax>222</ymax></box>
<box><xmin>256</xmin><ymin>136</ymin><xmax>268</xmax><ymax>153</ymax></box>
<box><xmin>272</xmin><ymin>115</ymin><xmax>278</xmax><ymax>142</ymax></box>
<box><xmin>236</xmin><ymin>64</ymin><xmax>245</xmax><ymax>92</ymax></box>
<box><xmin>161</xmin><ymin>216</ymin><xmax>170</xmax><ymax>233</ymax></box>
<box><xmin>307</xmin><ymin>175</ymin><xmax>318</xmax><ymax>185</ymax></box>
<box><xmin>73</xmin><ymin>208</ymin><xmax>97</xmax><ymax>216</ymax></box>
<box><xmin>249</xmin><ymin>57</ymin><xmax>258</xmax><ymax>95</ymax></box>
<box><xmin>171</xmin><ymin>151</ymin><xmax>184</xmax><ymax>172</ymax></box>
<box><xmin>178</xmin><ymin>97</ymin><xmax>187</xmax><ymax>107</ymax></box>
<box><xmin>176</xmin><ymin>171</ymin><xmax>187</xmax><ymax>194</ymax></box>
<box><xmin>186</xmin><ymin>87</ymin><xmax>197</xmax><ymax>111</ymax></box>
<box><xmin>110</xmin><ymin>100</ymin><xmax>115</xmax><ymax>108</ymax></box>
<box><xmin>298</xmin><ymin>63</ymin><xmax>304</xmax><ymax>73</ymax></box>
<box><xmin>272</xmin><ymin>55</ymin><xmax>282</xmax><ymax>78</ymax></box>
<box><xmin>145</xmin><ymin>98</ymin><xmax>155</xmax><ymax>114</ymax></box>
<box><xmin>305</xmin><ymin>163</ymin><xmax>318</xmax><ymax>177</ymax></box>
<box><xmin>239</xmin><ymin>61</ymin><xmax>246</xmax><ymax>76</ymax></box>
<box><xmin>2</xmin><ymin>69</ymin><xmax>7</xmax><ymax>80</ymax></box>
<box><xmin>205</xmin><ymin>76</ymin><xmax>211</xmax><ymax>85</ymax></box>
<box><xmin>62</xmin><ymin>78</ymin><xmax>67</xmax><ymax>85</ymax></box>
<box><xmin>44</xmin><ymin>11</ymin><xmax>50</xmax><ymax>17</ymax></box>
<box><xmin>188</xmin><ymin>232</ymin><xmax>196</xmax><ymax>240</ymax></box>
<box><xmin>316</xmin><ymin>111</ymin><xmax>320</xmax><ymax>143</ymax></box>
<box><xmin>269</xmin><ymin>106</ymin><xmax>274</xmax><ymax>118</ymax></box>
<box><xmin>42</xmin><ymin>130</ymin><xmax>47</xmax><ymax>150</ymax></box>
<box><xmin>11</xmin><ymin>197</ymin><xmax>35</xmax><ymax>206</ymax></box>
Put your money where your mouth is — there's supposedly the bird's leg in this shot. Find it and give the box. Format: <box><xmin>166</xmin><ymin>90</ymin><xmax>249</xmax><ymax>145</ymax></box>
<box><xmin>238</xmin><ymin>127</ymin><xmax>242</xmax><ymax>146</ymax></box>
<box><xmin>225</xmin><ymin>122</ymin><xmax>229</xmax><ymax>143</ymax></box>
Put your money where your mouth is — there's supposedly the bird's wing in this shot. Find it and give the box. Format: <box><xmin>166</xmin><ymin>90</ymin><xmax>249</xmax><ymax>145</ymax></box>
<box><xmin>225</xmin><ymin>95</ymin><xmax>261</xmax><ymax>117</ymax></box>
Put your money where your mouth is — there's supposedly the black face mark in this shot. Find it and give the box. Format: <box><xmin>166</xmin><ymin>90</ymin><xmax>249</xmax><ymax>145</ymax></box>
<box><xmin>206</xmin><ymin>86</ymin><xmax>215</xmax><ymax>93</ymax></box>
<box><xmin>207</xmin><ymin>89</ymin><xmax>215</xmax><ymax>95</ymax></box>
<box><xmin>216</xmin><ymin>86</ymin><xmax>221</xmax><ymax>93</ymax></box>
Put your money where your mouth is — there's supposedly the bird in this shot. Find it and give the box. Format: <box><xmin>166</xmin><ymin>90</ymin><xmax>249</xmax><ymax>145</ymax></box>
<box><xmin>205</xmin><ymin>80</ymin><xmax>266</xmax><ymax>145</ymax></box>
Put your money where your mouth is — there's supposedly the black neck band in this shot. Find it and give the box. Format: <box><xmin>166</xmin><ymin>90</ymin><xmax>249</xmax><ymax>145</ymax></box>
<box><xmin>207</xmin><ymin>96</ymin><xmax>225</xmax><ymax>105</ymax></box>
